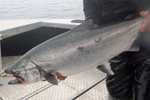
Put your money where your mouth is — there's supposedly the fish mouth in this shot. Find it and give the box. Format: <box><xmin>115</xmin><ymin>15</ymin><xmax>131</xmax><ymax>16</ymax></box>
<box><xmin>8</xmin><ymin>70</ymin><xmax>26</xmax><ymax>85</ymax></box>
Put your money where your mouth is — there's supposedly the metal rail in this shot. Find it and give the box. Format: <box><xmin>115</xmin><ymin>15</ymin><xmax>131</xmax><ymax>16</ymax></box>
<box><xmin>19</xmin><ymin>84</ymin><xmax>53</xmax><ymax>100</ymax></box>
<box><xmin>67</xmin><ymin>77</ymin><xmax>106</xmax><ymax>100</ymax></box>
<box><xmin>19</xmin><ymin>80</ymin><xmax>61</xmax><ymax>100</ymax></box>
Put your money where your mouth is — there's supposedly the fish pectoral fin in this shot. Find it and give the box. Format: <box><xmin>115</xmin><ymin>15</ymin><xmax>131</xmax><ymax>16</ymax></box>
<box><xmin>125</xmin><ymin>33</ymin><xmax>141</xmax><ymax>51</ymax></box>
<box><xmin>43</xmin><ymin>74</ymin><xmax>58</xmax><ymax>85</ymax></box>
<box><xmin>97</xmin><ymin>62</ymin><xmax>114</xmax><ymax>75</ymax></box>
<box><xmin>36</xmin><ymin>65</ymin><xmax>58</xmax><ymax>85</ymax></box>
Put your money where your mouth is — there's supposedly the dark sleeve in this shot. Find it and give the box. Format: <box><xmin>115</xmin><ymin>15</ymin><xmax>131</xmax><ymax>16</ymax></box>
<box><xmin>83</xmin><ymin>0</ymin><xmax>105</xmax><ymax>25</ymax></box>
<box><xmin>83</xmin><ymin>0</ymin><xmax>150</xmax><ymax>25</ymax></box>
<box><xmin>83</xmin><ymin>0</ymin><xmax>97</xmax><ymax>21</ymax></box>
<box><xmin>133</xmin><ymin>0</ymin><xmax>150</xmax><ymax>12</ymax></box>
<box><xmin>83</xmin><ymin>0</ymin><xmax>137</xmax><ymax>25</ymax></box>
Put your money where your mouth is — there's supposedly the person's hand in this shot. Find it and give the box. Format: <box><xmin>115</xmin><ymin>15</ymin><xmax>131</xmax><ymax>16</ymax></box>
<box><xmin>51</xmin><ymin>71</ymin><xmax>67</xmax><ymax>80</ymax></box>
<box><xmin>140</xmin><ymin>11</ymin><xmax>150</xmax><ymax>32</ymax></box>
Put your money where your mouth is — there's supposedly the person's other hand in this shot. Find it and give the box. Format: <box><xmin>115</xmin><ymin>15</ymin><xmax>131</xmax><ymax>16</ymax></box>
<box><xmin>51</xmin><ymin>71</ymin><xmax>67</xmax><ymax>80</ymax></box>
<box><xmin>140</xmin><ymin>11</ymin><xmax>150</xmax><ymax>32</ymax></box>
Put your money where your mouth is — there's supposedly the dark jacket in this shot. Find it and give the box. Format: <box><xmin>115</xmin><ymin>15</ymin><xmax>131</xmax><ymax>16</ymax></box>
<box><xmin>83</xmin><ymin>0</ymin><xmax>150</xmax><ymax>26</ymax></box>
<box><xmin>83</xmin><ymin>0</ymin><xmax>150</xmax><ymax>100</ymax></box>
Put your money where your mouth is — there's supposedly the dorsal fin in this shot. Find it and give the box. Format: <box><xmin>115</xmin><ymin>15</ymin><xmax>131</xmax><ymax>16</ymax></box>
<box><xmin>72</xmin><ymin>19</ymin><xmax>95</xmax><ymax>31</ymax></box>
<box><xmin>80</xmin><ymin>19</ymin><xmax>95</xmax><ymax>28</ymax></box>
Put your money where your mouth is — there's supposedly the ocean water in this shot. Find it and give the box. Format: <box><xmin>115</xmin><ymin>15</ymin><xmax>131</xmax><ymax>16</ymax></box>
<box><xmin>0</xmin><ymin>0</ymin><xmax>84</xmax><ymax>20</ymax></box>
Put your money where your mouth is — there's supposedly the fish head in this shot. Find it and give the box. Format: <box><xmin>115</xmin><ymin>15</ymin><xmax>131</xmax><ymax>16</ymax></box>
<box><xmin>5</xmin><ymin>60</ymin><xmax>41</xmax><ymax>85</ymax></box>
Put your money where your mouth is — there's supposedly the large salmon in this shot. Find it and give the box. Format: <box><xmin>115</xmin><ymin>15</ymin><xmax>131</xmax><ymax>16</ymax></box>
<box><xmin>5</xmin><ymin>17</ymin><xmax>144</xmax><ymax>85</ymax></box>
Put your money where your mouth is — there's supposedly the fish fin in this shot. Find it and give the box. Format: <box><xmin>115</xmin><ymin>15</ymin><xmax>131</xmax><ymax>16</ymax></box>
<box><xmin>72</xmin><ymin>19</ymin><xmax>96</xmax><ymax>31</ymax></box>
<box><xmin>97</xmin><ymin>62</ymin><xmax>114</xmax><ymax>75</ymax></box>
<box><xmin>125</xmin><ymin>33</ymin><xmax>141</xmax><ymax>51</ymax></box>
<box><xmin>80</xmin><ymin>19</ymin><xmax>95</xmax><ymax>28</ymax></box>
<box><xmin>36</xmin><ymin>65</ymin><xmax>58</xmax><ymax>85</ymax></box>
<box><xmin>43</xmin><ymin>74</ymin><xmax>58</xmax><ymax>85</ymax></box>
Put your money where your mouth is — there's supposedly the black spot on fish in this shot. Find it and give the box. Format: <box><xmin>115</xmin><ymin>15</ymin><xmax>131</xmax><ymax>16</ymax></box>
<box><xmin>77</xmin><ymin>47</ymin><xmax>84</xmax><ymax>52</ymax></box>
